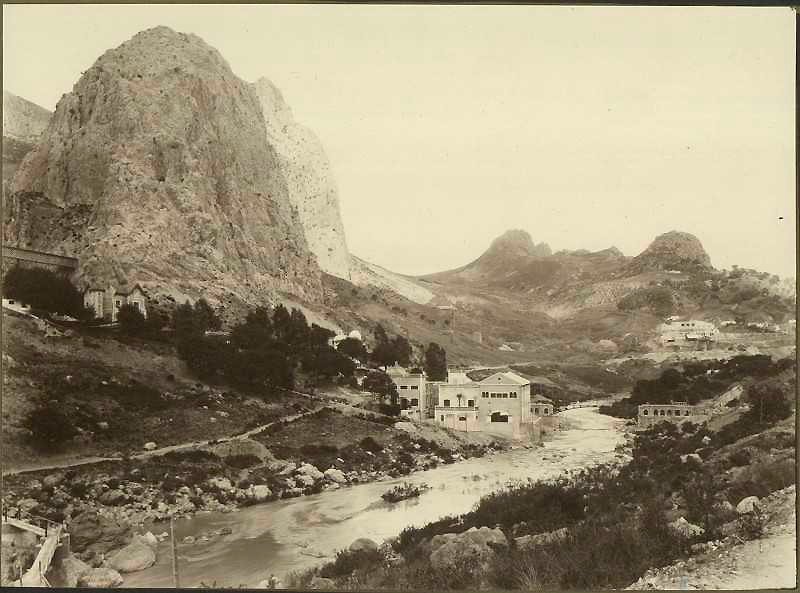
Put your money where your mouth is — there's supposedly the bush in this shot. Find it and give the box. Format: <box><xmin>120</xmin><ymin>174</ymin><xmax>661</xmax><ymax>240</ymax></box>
<box><xmin>319</xmin><ymin>548</ymin><xmax>384</xmax><ymax>578</ymax></box>
<box><xmin>117</xmin><ymin>303</ymin><xmax>146</xmax><ymax>334</ymax></box>
<box><xmin>22</xmin><ymin>405</ymin><xmax>78</xmax><ymax>451</ymax></box>
<box><xmin>2</xmin><ymin>265</ymin><xmax>94</xmax><ymax>319</ymax></box>
<box><xmin>360</xmin><ymin>436</ymin><xmax>383</xmax><ymax>454</ymax></box>
<box><xmin>224</xmin><ymin>454</ymin><xmax>262</xmax><ymax>469</ymax></box>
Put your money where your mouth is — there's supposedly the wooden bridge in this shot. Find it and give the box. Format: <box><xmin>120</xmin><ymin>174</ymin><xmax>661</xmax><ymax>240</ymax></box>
<box><xmin>2</xmin><ymin>508</ymin><xmax>66</xmax><ymax>587</ymax></box>
<box><xmin>1</xmin><ymin>245</ymin><xmax>78</xmax><ymax>274</ymax></box>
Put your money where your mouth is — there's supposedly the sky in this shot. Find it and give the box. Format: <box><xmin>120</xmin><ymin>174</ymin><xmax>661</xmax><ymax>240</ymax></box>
<box><xmin>3</xmin><ymin>5</ymin><xmax>797</xmax><ymax>278</ymax></box>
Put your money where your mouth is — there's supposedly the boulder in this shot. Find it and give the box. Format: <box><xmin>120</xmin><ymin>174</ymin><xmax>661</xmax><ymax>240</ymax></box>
<box><xmin>668</xmin><ymin>517</ymin><xmax>705</xmax><ymax>538</ymax></box>
<box><xmin>349</xmin><ymin>538</ymin><xmax>379</xmax><ymax>553</ymax></box>
<box><xmin>250</xmin><ymin>485</ymin><xmax>272</xmax><ymax>502</ymax></box>
<box><xmin>278</xmin><ymin>462</ymin><xmax>297</xmax><ymax>476</ymax></box>
<box><xmin>69</xmin><ymin>511</ymin><xmax>132</xmax><ymax>555</ymax></box>
<box><xmin>143</xmin><ymin>442</ymin><xmax>157</xmax><ymax>451</ymax></box>
<box><xmin>429</xmin><ymin>527</ymin><xmax>508</xmax><ymax>571</ymax></box>
<box><xmin>52</xmin><ymin>554</ymin><xmax>92</xmax><ymax>587</ymax></box>
<box><xmin>701</xmin><ymin>436</ymin><xmax>711</xmax><ymax>445</ymax></box>
<box><xmin>99</xmin><ymin>489</ymin><xmax>128</xmax><ymax>506</ymax></box>
<box><xmin>295</xmin><ymin>474</ymin><xmax>315</xmax><ymax>488</ymax></box>
<box><xmin>77</xmin><ymin>567</ymin><xmax>124</xmax><ymax>588</ymax></box>
<box><xmin>105</xmin><ymin>535</ymin><xmax>157</xmax><ymax>573</ymax></box>
<box><xmin>736</xmin><ymin>496</ymin><xmax>760</xmax><ymax>515</ymax></box>
<box><xmin>323</xmin><ymin>468</ymin><xmax>347</xmax><ymax>484</ymax></box>
<box><xmin>182</xmin><ymin>536</ymin><xmax>196</xmax><ymax>545</ymax></box>
<box><xmin>207</xmin><ymin>477</ymin><xmax>233</xmax><ymax>491</ymax></box>
<box><xmin>98</xmin><ymin>422</ymin><xmax>110</xmax><ymax>430</ymax></box>
<box><xmin>43</xmin><ymin>472</ymin><xmax>66</xmax><ymax>488</ymax></box>
<box><xmin>309</xmin><ymin>576</ymin><xmax>336</xmax><ymax>589</ymax></box>
<box><xmin>514</xmin><ymin>527</ymin><xmax>569</xmax><ymax>549</ymax></box>
<box><xmin>140</xmin><ymin>531</ymin><xmax>159</xmax><ymax>549</ymax></box>
<box><xmin>296</xmin><ymin>464</ymin><xmax>324</xmax><ymax>481</ymax></box>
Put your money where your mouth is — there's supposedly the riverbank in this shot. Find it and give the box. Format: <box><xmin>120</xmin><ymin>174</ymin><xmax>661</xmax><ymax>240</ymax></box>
<box><xmin>1</xmin><ymin>406</ymin><xmax>511</xmax><ymax>574</ymax></box>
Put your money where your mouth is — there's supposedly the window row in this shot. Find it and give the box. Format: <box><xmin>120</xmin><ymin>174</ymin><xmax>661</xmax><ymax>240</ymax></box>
<box><xmin>642</xmin><ymin>409</ymin><xmax>691</xmax><ymax>417</ymax></box>
<box><xmin>480</xmin><ymin>392</ymin><xmax>518</xmax><ymax>399</ymax></box>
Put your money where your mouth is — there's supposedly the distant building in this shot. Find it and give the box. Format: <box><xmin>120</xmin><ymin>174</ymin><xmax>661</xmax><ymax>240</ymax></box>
<box><xmin>637</xmin><ymin>403</ymin><xmax>709</xmax><ymax>429</ymax></box>
<box><xmin>84</xmin><ymin>284</ymin><xmax>148</xmax><ymax>322</ymax></box>
<box><xmin>387</xmin><ymin>365</ymin><xmax>427</xmax><ymax>420</ymax></box>
<box><xmin>658</xmin><ymin>319</ymin><xmax>718</xmax><ymax>347</ymax></box>
<box><xmin>329</xmin><ymin>329</ymin><xmax>363</xmax><ymax>349</ymax></box>
<box><xmin>1</xmin><ymin>298</ymin><xmax>32</xmax><ymax>314</ymax></box>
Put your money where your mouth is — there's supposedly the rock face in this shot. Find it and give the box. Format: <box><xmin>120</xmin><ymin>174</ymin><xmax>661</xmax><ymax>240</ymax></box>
<box><xmin>3</xmin><ymin>90</ymin><xmax>51</xmax><ymax>141</ymax></box>
<box><xmin>629</xmin><ymin>231</ymin><xmax>712</xmax><ymax>273</ymax></box>
<box><xmin>252</xmin><ymin>78</ymin><xmax>351</xmax><ymax>280</ymax></box>
<box><xmin>428</xmin><ymin>526</ymin><xmax>507</xmax><ymax>571</ymax></box>
<box><xmin>69</xmin><ymin>511</ymin><xmax>132</xmax><ymax>556</ymax></box>
<box><xmin>6</xmin><ymin>26</ymin><xmax>323</xmax><ymax>309</ymax></box>
<box><xmin>486</xmin><ymin>229</ymin><xmax>552</xmax><ymax>259</ymax></box>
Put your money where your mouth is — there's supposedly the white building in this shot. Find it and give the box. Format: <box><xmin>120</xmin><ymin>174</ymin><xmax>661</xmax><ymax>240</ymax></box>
<box><xmin>84</xmin><ymin>284</ymin><xmax>148</xmax><ymax>322</ymax></box>
<box><xmin>387</xmin><ymin>365</ymin><xmax>428</xmax><ymax>420</ymax></box>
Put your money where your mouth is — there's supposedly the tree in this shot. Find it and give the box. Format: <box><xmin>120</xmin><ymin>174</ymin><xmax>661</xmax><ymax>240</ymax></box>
<box><xmin>338</xmin><ymin>337</ymin><xmax>368</xmax><ymax>361</ymax></box>
<box><xmin>272</xmin><ymin>304</ymin><xmax>292</xmax><ymax>343</ymax></box>
<box><xmin>371</xmin><ymin>340</ymin><xmax>397</xmax><ymax>369</ymax></box>
<box><xmin>309</xmin><ymin>324</ymin><xmax>335</xmax><ymax>353</ymax></box>
<box><xmin>746</xmin><ymin>383</ymin><xmax>792</xmax><ymax>425</ymax></box>
<box><xmin>231</xmin><ymin>306</ymin><xmax>273</xmax><ymax>350</ymax></box>
<box><xmin>392</xmin><ymin>335</ymin><xmax>412</xmax><ymax>367</ymax></box>
<box><xmin>194</xmin><ymin>298</ymin><xmax>221</xmax><ymax>332</ymax></box>
<box><xmin>117</xmin><ymin>303</ymin><xmax>146</xmax><ymax>334</ymax></box>
<box><xmin>424</xmin><ymin>342</ymin><xmax>448</xmax><ymax>381</ymax></box>
<box><xmin>2</xmin><ymin>265</ymin><xmax>93</xmax><ymax>319</ymax></box>
<box><xmin>362</xmin><ymin>370</ymin><xmax>398</xmax><ymax>404</ymax></box>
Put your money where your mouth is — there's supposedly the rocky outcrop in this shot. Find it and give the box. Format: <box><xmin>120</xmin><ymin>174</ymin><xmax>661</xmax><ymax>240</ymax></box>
<box><xmin>252</xmin><ymin>78</ymin><xmax>351</xmax><ymax>280</ymax></box>
<box><xmin>428</xmin><ymin>526</ymin><xmax>508</xmax><ymax>571</ymax></box>
<box><xmin>77</xmin><ymin>566</ymin><xmax>124</xmax><ymax>588</ymax></box>
<box><xmin>628</xmin><ymin>231</ymin><xmax>712</xmax><ymax>273</ymax></box>
<box><xmin>6</xmin><ymin>26</ymin><xmax>323</xmax><ymax>309</ymax></box>
<box><xmin>69</xmin><ymin>510</ymin><xmax>132</xmax><ymax>557</ymax></box>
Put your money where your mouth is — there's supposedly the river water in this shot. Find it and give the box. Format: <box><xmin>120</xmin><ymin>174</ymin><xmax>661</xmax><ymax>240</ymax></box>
<box><xmin>124</xmin><ymin>408</ymin><xmax>625</xmax><ymax>588</ymax></box>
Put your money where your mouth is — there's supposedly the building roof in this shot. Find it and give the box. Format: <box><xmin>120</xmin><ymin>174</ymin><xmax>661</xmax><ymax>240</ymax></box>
<box><xmin>386</xmin><ymin>364</ymin><xmax>408</xmax><ymax>377</ymax></box>
<box><xmin>116</xmin><ymin>283</ymin><xmax>145</xmax><ymax>296</ymax></box>
<box><xmin>479</xmin><ymin>371</ymin><xmax>530</xmax><ymax>386</ymax></box>
<box><xmin>440</xmin><ymin>381</ymin><xmax>481</xmax><ymax>388</ymax></box>
<box><xmin>528</xmin><ymin>375</ymin><xmax>558</xmax><ymax>387</ymax></box>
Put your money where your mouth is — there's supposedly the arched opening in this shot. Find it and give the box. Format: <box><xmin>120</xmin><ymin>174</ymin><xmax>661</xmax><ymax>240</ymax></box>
<box><xmin>490</xmin><ymin>412</ymin><xmax>509</xmax><ymax>423</ymax></box>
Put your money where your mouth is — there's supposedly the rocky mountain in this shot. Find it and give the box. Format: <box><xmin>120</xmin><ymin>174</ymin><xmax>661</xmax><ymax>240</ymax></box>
<box><xmin>252</xmin><ymin>78</ymin><xmax>351</xmax><ymax>280</ymax></box>
<box><xmin>5</xmin><ymin>27</ymin><xmax>325</xmax><ymax>310</ymax></box>
<box><xmin>3</xmin><ymin>91</ymin><xmax>51</xmax><ymax>142</ymax></box>
<box><xmin>2</xmin><ymin>92</ymin><xmax>52</xmax><ymax>192</ymax></box>
<box><xmin>627</xmin><ymin>231</ymin><xmax>712</xmax><ymax>274</ymax></box>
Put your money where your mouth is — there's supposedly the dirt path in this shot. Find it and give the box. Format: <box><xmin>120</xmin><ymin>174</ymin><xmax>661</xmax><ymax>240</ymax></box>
<box><xmin>629</xmin><ymin>486</ymin><xmax>796</xmax><ymax>590</ymax></box>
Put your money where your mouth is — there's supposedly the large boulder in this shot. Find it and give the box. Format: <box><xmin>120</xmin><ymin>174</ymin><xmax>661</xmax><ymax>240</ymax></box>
<box><xmin>105</xmin><ymin>534</ymin><xmax>157</xmax><ymax>573</ymax></box>
<box><xmin>77</xmin><ymin>567</ymin><xmax>124</xmax><ymax>588</ymax></box>
<box><xmin>295</xmin><ymin>474</ymin><xmax>315</xmax><ymax>488</ymax></box>
<box><xmin>99</xmin><ymin>489</ymin><xmax>129</xmax><ymax>506</ymax></box>
<box><xmin>349</xmin><ymin>538</ymin><xmax>379</xmax><ymax>553</ymax></box>
<box><xmin>69</xmin><ymin>511</ymin><xmax>132</xmax><ymax>556</ymax></box>
<box><xmin>296</xmin><ymin>464</ymin><xmax>324</xmax><ymax>481</ymax></box>
<box><xmin>52</xmin><ymin>554</ymin><xmax>92</xmax><ymax>587</ymax></box>
<box><xmin>143</xmin><ymin>442</ymin><xmax>157</xmax><ymax>451</ymax></box>
<box><xmin>249</xmin><ymin>485</ymin><xmax>272</xmax><ymax>502</ymax></box>
<box><xmin>43</xmin><ymin>472</ymin><xmax>66</xmax><ymax>488</ymax></box>
<box><xmin>736</xmin><ymin>496</ymin><xmax>761</xmax><ymax>515</ymax></box>
<box><xmin>323</xmin><ymin>468</ymin><xmax>347</xmax><ymax>484</ymax></box>
<box><xmin>429</xmin><ymin>527</ymin><xmax>508</xmax><ymax>571</ymax></box>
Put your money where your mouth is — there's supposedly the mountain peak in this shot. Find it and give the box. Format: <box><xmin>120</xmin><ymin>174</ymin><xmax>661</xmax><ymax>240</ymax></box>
<box><xmin>630</xmin><ymin>230</ymin><xmax>712</xmax><ymax>272</ymax></box>
<box><xmin>488</xmin><ymin>229</ymin><xmax>551</xmax><ymax>258</ymax></box>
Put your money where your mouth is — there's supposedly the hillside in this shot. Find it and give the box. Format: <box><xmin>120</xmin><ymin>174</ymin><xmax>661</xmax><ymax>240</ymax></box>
<box><xmin>2</xmin><ymin>92</ymin><xmax>52</xmax><ymax>196</ymax></box>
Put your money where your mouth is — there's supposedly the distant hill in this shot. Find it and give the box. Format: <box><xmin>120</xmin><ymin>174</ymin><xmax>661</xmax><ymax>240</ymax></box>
<box><xmin>2</xmin><ymin>91</ymin><xmax>52</xmax><ymax>195</ymax></box>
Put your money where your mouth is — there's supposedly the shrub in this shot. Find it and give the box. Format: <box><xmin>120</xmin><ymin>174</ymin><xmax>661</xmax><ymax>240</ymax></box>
<box><xmin>2</xmin><ymin>265</ymin><xmax>93</xmax><ymax>319</ymax></box>
<box><xmin>319</xmin><ymin>548</ymin><xmax>384</xmax><ymax>578</ymax></box>
<box><xmin>359</xmin><ymin>436</ymin><xmax>383</xmax><ymax>453</ymax></box>
<box><xmin>22</xmin><ymin>404</ymin><xmax>78</xmax><ymax>451</ymax></box>
<box><xmin>117</xmin><ymin>303</ymin><xmax>146</xmax><ymax>334</ymax></box>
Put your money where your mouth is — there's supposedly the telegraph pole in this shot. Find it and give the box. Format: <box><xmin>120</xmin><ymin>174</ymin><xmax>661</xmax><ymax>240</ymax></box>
<box><xmin>170</xmin><ymin>516</ymin><xmax>180</xmax><ymax>588</ymax></box>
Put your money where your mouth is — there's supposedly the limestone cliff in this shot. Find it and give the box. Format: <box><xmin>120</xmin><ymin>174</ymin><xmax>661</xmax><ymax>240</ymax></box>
<box><xmin>6</xmin><ymin>27</ymin><xmax>323</xmax><ymax>308</ymax></box>
<box><xmin>3</xmin><ymin>91</ymin><xmax>52</xmax><ymax>142</ymax></box>
<box><xmin>252</xmin><ymin>78</ymin><xmax>351</xmax><ymax>280</ymax></box>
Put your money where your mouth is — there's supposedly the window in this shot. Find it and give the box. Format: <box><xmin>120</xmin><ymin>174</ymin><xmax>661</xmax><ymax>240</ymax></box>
<box><xmin>502</xmin><ymin>393</ymin><xmax>508</xmax><ymax>399</ymax></box>
<box><xmin>411</xmin><ymin>385</ymin><xmax>419</xmax><ymax>390</ymax></box>
<box><xmin>643</xmin><ymin>410</ymin><xmax>649</xmax><ymax>416</ymax></box>
<box><xmin>490</xmin><ymin>412</ymin><xmax>509</xmax><ymax>423</ymax></box>
<box><xmin>490</xmin><ymin>393</ymin><xmax>496</xmax><ymax>398</ymax></box>
<box><xmin>467</xmin><ymin>399</ymin><xmax>474</xmax><ymax>407</ymax></box>
<box><xmin>440</xmin><ymin>415</ymin><xmax>444</xmax><ymax>421</ymax></box>
<box><xmin>666</xmin><ymin>410</ymin><xmax>672</xmax><ymax>416</ymax></box>
<box><xmin>8</xmin><ymin>300</ymin><xmax>14</xmax><ymax>305</ymax></box>
<box><xmin>675</xmin><ymin>410</ymin><xmax>681</xmax><ymax>416</ymax></box>
<box><xmin>660</xmin><ymin>410</ymin><xmax>666</xmax><ymax>416</ymax></box>
<box><xmin>534</xmin><ymin>407</ymin><xmax>539</xmax><ymax>414</ymax></box>
<box><xmin>411</xmin><ymin>398</ymin><xmax>419</xmax><ymax>406</ymax></box>
<box><xmin>132</xmin><ymin>301</ymin><xmax>140</xmax><ymax>311</ymax></box>
<box><xmin>443</xmin><ymin>399</ymin><xmax>450</xmax><ymax>407</ymax></box>
<box><xmin>511</xmin><ymin>392</ymin><xmax>517</xmax><ymax>398</ymax></box>
<box><xmin>544</xmin><ymin>408</ymin><xmax>550</xmax><ymax>415</ymax></box>
<box><xmin>400</xmin><ymin>385</ymin><xmax>408</xmax><ymax>390</ymax></box>
<box><xmin>458</xmin><ymin>416</ymin><xmax>467</xmax><ymax>421</ymax></box>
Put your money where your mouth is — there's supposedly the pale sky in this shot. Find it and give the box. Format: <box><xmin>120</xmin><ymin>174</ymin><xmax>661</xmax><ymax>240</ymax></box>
<box><xmin>3</xmin><ymin>5</ymin><xmax>797</xmax><ymax>278</ymax></box>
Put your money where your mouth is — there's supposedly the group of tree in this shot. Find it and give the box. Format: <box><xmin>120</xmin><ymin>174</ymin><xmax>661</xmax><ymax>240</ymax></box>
<box><xmin>370</xmin><ymin>324</ymin><xmax>412</xmax><ymax>368</ymax></box>
<box><xmin>175</xmin><ymin>301</ymin><xmax>355</xmax><ymax>393</ymax></box>
<box><xmin>2</xmin><ymin>265</ymin><xmax>94</xmax><ymax>320</ymax></box>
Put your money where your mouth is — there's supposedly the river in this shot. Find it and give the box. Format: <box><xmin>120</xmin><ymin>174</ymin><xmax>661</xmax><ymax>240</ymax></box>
<box><xmin>124</xmin><ymin>408</ymin><xmax>626</xmax><ymax>588</ymax></box>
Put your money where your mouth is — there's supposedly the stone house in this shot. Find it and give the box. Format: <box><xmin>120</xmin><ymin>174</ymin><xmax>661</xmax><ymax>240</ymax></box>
<box><xmin>84</xmin><ymin>284</ymin><xmax>148</xmax><ymax>322</ymax></box>
<box><xmin>637</xmin><ymin>402</ymin><xmax>710</xmax><ymax>429</ymax></box>
<box><xmin>387</xmin><ymin>365</ymin><xmax>427</xmax><ymax>420</ymax></box>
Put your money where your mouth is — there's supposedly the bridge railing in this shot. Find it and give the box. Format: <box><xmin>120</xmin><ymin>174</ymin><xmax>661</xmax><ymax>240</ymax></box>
<box><xmin>2</xmin><ymin>506</ymin><xmax>65</xmax><ymax>537</ymax></box>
